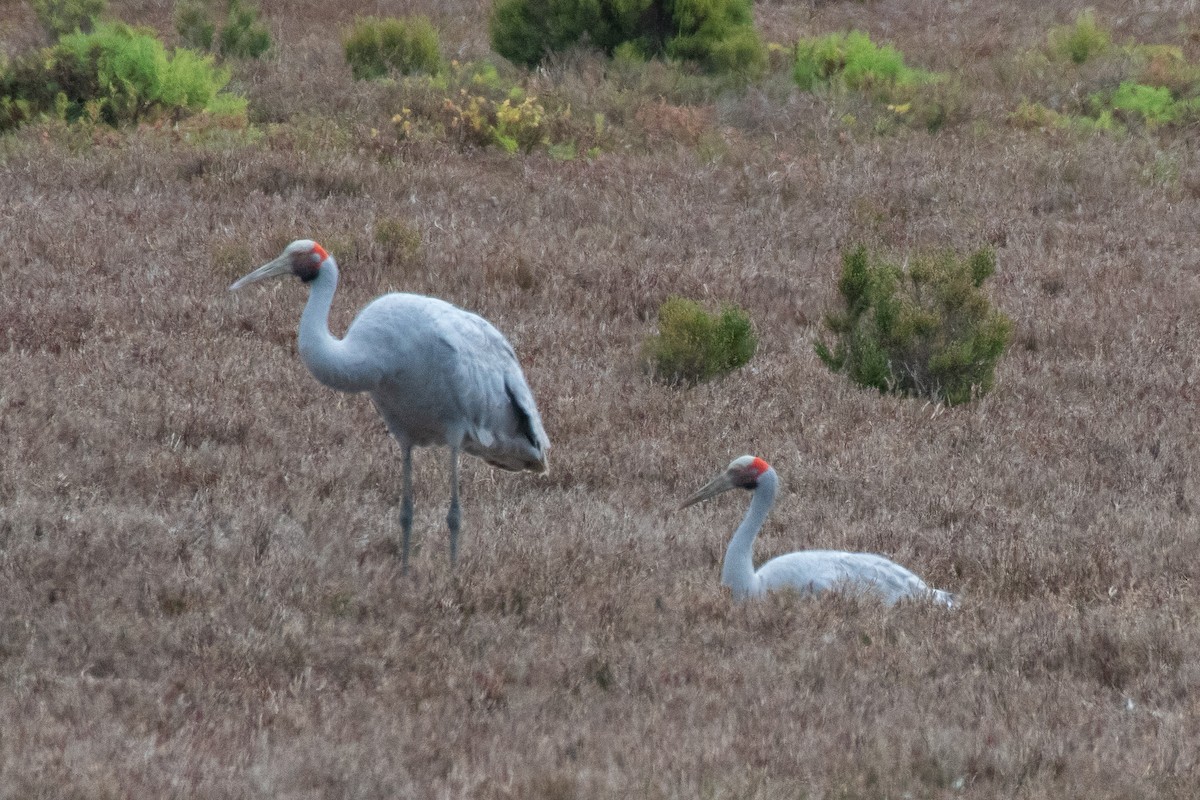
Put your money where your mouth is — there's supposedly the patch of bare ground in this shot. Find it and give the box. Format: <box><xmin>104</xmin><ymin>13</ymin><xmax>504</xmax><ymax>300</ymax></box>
<box><xmin>4</xmin><ymin>0</ymin><xmax>1200</xmax><ymax>797</ymax></box>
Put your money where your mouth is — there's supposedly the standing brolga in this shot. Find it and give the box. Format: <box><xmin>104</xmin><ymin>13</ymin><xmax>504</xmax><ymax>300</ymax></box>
<box><xmin>681</xmin><ymin>456</ymin><xmax>954</xmax><ymax>606</ymax></box>
<box><xmin>230</xmin><ymin>239</ymin><xmax>550</xmax><ymax>570</ymax></box>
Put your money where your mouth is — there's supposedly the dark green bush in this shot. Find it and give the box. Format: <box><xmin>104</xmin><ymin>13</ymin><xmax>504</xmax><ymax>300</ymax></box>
<box><xmin>175</xmin><ymin>0</ymin><xmax>270</xmax><ymax>59</ymax></box>
<box><xmin>0</xmin><ymin>22</ymin><xmax>242</xmax><ymax>132</ymax></box>
<box><xmin>343</xmin><ymin>16</ymin><xmax>442</xmax><ymax>80</ymax></box>
<box><xmin>218</xmin><ymin>0</ymin><xmax>270</xmax><ymax>59</ymax></box>
<box><xmin>643</xmin><ymin>296</ymin><xmax>757</xmax><ymax>385</ymax></box>
<box><xmin>815</xmin><ymin>246</ymin><xmax>1012</xmax><ymax>406</ymax></box>
<box><xmin>32</xmin><ymin>0</ymin><xmax>106</xmax><ymax>38</ymax></box>
<box><xmin>175</xmin><ymin>0</ymin><xmax>216</xmax><ymax>50</ymax></box>
<box><xmin>489</xmin><ymin>0</ymin><xmax>765</xmax><ymax>76</ymax></box>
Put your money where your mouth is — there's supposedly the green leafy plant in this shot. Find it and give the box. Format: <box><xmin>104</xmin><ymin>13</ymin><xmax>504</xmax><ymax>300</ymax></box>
<box><xmin>1103</xmin><ymin>81</ymin><xmax>1180</xmax><ymax>125</ymax></box>
<box><xmin>343</xmin><ymin>16</ymin><xmax>441</xmax><ymax>80</ymax></box>
<box><xmin>489</xmin><ymin>0</ymin><xmax>765</xmax><ymax>76</ymax></box>
<box><xmin>0</xmin><ymin>22</ymin><xmax>243</xmax><ymax>132</ymax></box>
<box><xmin>434</xmin><ymin>88</ymin><xmax>546</xmax><ymax>153</ymax></box>
<box><xmin>1047</xmin><ymin>9</ymin><xmax>1110</xmax><ymax>64</ymax></box>
<box><xmin>175</xmin><ymin>0</ymin><xmax>216</xmax><ymax>50</ymax></box>
<box><xmin>642</xmin><ymin>297</ymin><xmax>757</xmax><ymax>385</ymax></box>
<box><xmin>388</xmin><ymin>60</ymin><xmax>606</xmax><ymax>157</ymax></box>
<box><xmin>174</xmin><ymin>0</ymin><xmax>270</xmax><ymax>59</ymax></box>
<box><xmin>816</xmin><ymin>246</ymin><xmax>1012</xmax><ymax>406</ymax></box>
<box><xmin>31</xmin><ymin>0</ymin><xmax>106</xmax><ymax>38</ymax></box>
<box><xmin>218</xmin><ymin>0</ymin><xmax>270</xmax><ymax>58</ymax></box>
<box><xmin>793</xmin><ymin>31</ymin><xmax>918</xmax><ymax>92</ymax></box>
<box><xmin>792</xmin><ymin>31</ymin><xmax>961</xmax><ymax>132</ymax></box>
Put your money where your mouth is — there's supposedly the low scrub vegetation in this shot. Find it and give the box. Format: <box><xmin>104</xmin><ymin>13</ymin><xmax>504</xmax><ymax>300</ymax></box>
<box><xmin>793</xmin><ymin>30</ymin><xmax>964</xmax><ymax>132</ymax></box>
<box><xmin>489</xmin><ymin>0</ymin><xmax>765</xmax><ymax>76</ymax></box>
<box><xmin>174</xmin><ymin>0</ymin><xmax>271</xmax><ymax>58</ymax></box>
<box><xmin>31</xmin><ymin>0</ymin><xmax>106</xmax><ymax>38</ymax></box>
<box><xmin>1045</xmin><ymin>9</ymin><xmax>1111</xmax><ymax>65</ymax></box>
<box><xmin>0</xmin><ymin>21</ymin><xmax>244</xmax><ymax>132</ymax></box>
<box><xmin>1011</xmin><ymin>11</ymin><xmax>1200</xmax><ymax>133</ymax></box>
<box><xmin>5</xmin><ymin>2</ymin><xmax>1200</xmax><ymax>798</ymax></box>
<box><xmin>390</xmin><ymin>60</ymin><xmax>605</xmax><ymax>157</ymax></box>
<box><xmin>343</xmin><ymin>15</ymin><xmax>441</xmax><ymax>80</ymax></box>
<box><xmin>642</xmin><ymin>296</ymin><xmax>757</xmax><ymax>385</ymax></box>
<box><xmin>816</xmin><ymin>246</ymin><xmax>1012</xmax><ymax>406</ymax></box>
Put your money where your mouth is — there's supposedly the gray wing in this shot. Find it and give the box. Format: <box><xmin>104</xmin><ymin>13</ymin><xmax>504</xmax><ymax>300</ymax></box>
<box><xmin>756</xmin><ymin>550</ymin><xmax>935</xmax><ymax>605</ymax></box>
<box><xmin>347</xmin><ymin>294</ymin><xmax>548</xmax><ymax>470</ymax></box>
<box><xmin>437</xmin><ymin>306</ymin><xmax>549</xmax><ymax>472</ymax></box>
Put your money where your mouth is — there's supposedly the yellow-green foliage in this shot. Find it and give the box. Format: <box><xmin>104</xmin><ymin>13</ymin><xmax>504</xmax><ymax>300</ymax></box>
<box><xmin>794</xmin><ymin>31</ymin><xmax>921</xmax><ymax>92</ymax></box>
<box><xmin>793</xmin><ymin>31</ymin><xmax>961</xmax><ymax>132</ymax></box>
<box><xmin>396</xmin><ymin>88</ymin><xmax>546</xmax><ymax>154</ymax></box>
<box><xmin>390</xmin><ymin>61</ymin><xmax>606</xmax><ymax>157</ymax></box>
<box><xmin>643</xmin><ymin>297</ymin><xmax>757</xmax><ymax>385</ymax></box>
<box><xmin>373</xmin><ymin>219</ymin><xmax>422</xmax><ymax>264</ymax></box>
<box><xmin>0</xmin><ymin>22</ymin><xmax>242</xmax><ymax>132</ymax></box>
<box><xmin>1046</xmin><ymin>9</ymin><xmax>1110</xmax><ymax>64</ymax></box>
<box><xmin>816</xmin><ymin>246</ymin><xmax>1012</xmax><ymax>406</ymax></box>
<box><xmin>343</xmin><ymin>15</ymin><xmax>441</xmax><ymax>80</ymax></box>
<box><xmin>1014</xmin><ymin>13</ymin><xmax>1200</xmax><ymax>133</ymax></box>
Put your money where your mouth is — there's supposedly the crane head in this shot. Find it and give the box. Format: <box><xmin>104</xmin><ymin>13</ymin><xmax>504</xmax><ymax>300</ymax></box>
<box><xmin>228</xmin><ymin>240</ymin><xmax>330</xmax><ymax>291</ymax></box>
<box><xmin>679</xmin><ymin>455</ymin><xmax>772</xmax><ymax>509</ymax></box>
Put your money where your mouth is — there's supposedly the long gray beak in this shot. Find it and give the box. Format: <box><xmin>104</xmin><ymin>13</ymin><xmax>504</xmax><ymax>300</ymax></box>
<box><xmin>679</xmin><ymin>471</ymin><xmax>736</xmax><ymax>510</ymax></box>
<box><xmin>229</xmin><ymin>255</ymin><xmax>291</xmax><ymax>291</ymax></box>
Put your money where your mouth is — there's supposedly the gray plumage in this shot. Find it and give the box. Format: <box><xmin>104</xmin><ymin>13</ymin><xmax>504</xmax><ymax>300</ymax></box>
<box><xmin>230</xmin><ymin>239</ymin><xmax>549</xmax><ymax>569</ymax></box>
<box><xmin>681</xmin><ymin>456</ymin><xmax>954</xmax><ymax>607</ymax></box>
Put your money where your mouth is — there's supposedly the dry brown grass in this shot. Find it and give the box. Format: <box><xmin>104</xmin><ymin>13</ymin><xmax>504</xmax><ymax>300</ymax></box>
<box><xmin>4</xmin><ymin>0</ymin><xmax>1200</xmax><ymax>797</ymax></box>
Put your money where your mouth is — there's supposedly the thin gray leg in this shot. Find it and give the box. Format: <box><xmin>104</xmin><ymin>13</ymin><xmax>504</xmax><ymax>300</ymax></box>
<box><xmin>400</xmin><ymin>445</ymin><xmax>414</xmax><ymax>573</ymax></box>
<box><xmin>447</xmin><ymin>445</ymin><xmax>461</xmax><ymax>566</ymax></box>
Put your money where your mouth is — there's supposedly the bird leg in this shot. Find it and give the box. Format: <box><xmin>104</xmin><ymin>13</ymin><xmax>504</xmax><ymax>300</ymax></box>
<box><xmin>400</xmin><ymin>445</ymin><xmax>414</xmax><ymax>573</ymax></box>
<box><xmin>447</xmin><ymin>445</ymin><xmax>461</xmax><ymax>566</ymax></box>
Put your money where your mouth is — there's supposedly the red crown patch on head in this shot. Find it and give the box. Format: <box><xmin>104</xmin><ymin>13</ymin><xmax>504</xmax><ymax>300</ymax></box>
<box><xmin>749</xmin><ymin>457</ymin><xmax>771</xmax><ymax>476</ymax></box>
<box><xmin>312</xmin><ymin>242</ymin><xmax>329</xmax><ymax>262</ymax></box>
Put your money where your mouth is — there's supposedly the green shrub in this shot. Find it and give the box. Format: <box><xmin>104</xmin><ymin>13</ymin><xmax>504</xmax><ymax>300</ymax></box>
<box><xmin>815</xmin><ymin>246</ymin><xmax>1012</xmax><ymax>406</ymax></box>
<box><xmin>793</xmin><ymin>31</ymin><xmax>960</xmax><ymax>133</ymax></box>
<box><xmin>374</xmin><ymin>218</ymin><xmax>422</xmax><ymax>264</ymax></box>
<box><xmin>430</xmin><ymin>88</ymin><xmax>547</xmax><ymax>153</ymax></box>
<box><xmin>343</xmin><ymin>16</ymin><xmax>441</xmax><ymax>80</ymax></box>
<box><xmin>217</xmin><ymin>0</ymin><xmax>270</xmax><ymax>59</ymax></box>
<box><xmin>32</xmin><ymin>0</ymin><xmax>106</xmax><ymax>38</ymax></box>
<box><xmin>0</xmin><ymin>22</ymin><xmax>239</xmax><ymax>132</ymax></box>
<box><xmin>1047</xmin><ymin>9</ymin><xmax>1110</xmax><ymax>64</ymax></box>
<box><xmin>1104</xmin><ymin>81</ymin><xmax>1179</xmax><ymax>125</ymax></box>
<box><xmin>388</xmin><ymin>60</ymin><xmax>607</xmax><ymax>157</ymax></box>
<box><xmin>794</xmin><ymin>31</ymin><xmax>925</xmax><ymax>93</ymax></box>
<box><xmin>174</xmin><ymin>0</ymin><xmax>270</xmax><ymax>59</ymax></box>
<box><xmin>643</xmin><ymin>297</ymin><xmax>757</xmax><ymax>385</ymax></box>
<box><xmin>796</xmin><ymin>30</ymin><xmax>936</xmax><ymax>94</ymax></box>
<box><xmin>489</xmin><ymin>0</ymin><xmax>765</xmax><ymax>76</ymax></box>
<box><xmin>175</xmin><ymin>0</ymin><xmax>216</xmax><ymax>50</ymax></box>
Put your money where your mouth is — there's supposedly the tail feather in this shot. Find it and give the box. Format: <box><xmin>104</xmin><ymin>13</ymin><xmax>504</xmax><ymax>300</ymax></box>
<box><xmin>930</xmin><ymin>589</ymin><xmax>957</xmax><ymax>608</ymax></box>
<box><xmin>506</xmin><ymin>382</ymin><xmax>543</xmax><ymax>453</ymax></box>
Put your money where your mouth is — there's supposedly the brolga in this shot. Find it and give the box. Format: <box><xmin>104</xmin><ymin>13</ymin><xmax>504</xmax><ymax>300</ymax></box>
<box><xmin>230</xmin><ymin>239</ymin><xmax>550</xmax><ymax>570</ymax></box>
<box><xmin>680</xmin><ymin>456</ymin><xmax>954</xmax><ymax>606</ymax></box>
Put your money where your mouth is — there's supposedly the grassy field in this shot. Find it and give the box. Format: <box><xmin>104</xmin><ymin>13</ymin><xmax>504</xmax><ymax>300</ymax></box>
<box><xmin>4</xmin><ymin>0</ymin><xmax>1200</xmax><ymax>796</ymax></box>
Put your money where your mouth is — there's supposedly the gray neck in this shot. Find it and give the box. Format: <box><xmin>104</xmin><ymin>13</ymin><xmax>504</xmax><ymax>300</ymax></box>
<box><xmin>297</xmin><ymin>258</ymin><xmax>374</xmax><ymax>393</ymax></box>
<box><xmin>720</xmin><ymin>467</ymin><xmax>777</xmax><ymax>599</ymax></box>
